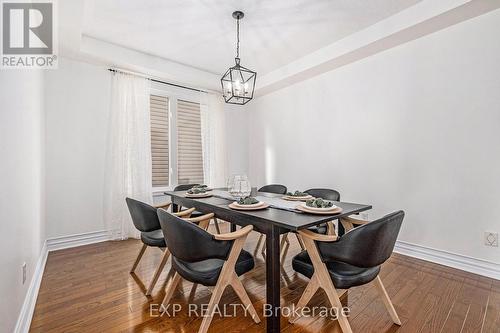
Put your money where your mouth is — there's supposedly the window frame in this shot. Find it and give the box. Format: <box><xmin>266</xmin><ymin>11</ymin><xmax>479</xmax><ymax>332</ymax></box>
<box><xmin>150</xmin><ymin>82</ymin><xmax>203</xmax><ymax>195</ymax></box>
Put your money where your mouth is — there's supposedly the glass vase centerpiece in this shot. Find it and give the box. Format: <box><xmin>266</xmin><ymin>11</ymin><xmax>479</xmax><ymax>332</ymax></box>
<box><xmin>228</xmin><ymin>175</ymin><xmax>251</xmax><ymax>199</ymax></box>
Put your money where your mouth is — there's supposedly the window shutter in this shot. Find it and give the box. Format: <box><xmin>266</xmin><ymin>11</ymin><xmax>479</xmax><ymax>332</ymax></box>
<box><xmin>150</xmin><ymin>95</ymin><xmax>169</xmax><ymax>187</ymax></box>
<box><xmin>177</xmin><ymin>99</ymin><xmax>204</xmax><ymax>184</ymax></box>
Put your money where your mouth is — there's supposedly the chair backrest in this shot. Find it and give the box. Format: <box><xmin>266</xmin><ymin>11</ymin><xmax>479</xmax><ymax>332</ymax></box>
<box><xmin>305</xmin><ymin>188</ymin><xmax>340</xmax><ymax>201</ymax></box>
<box><xmin>125</xmin><ymin>197</ymin><xmax>161</xmax><ymax>232</ymax></box>
<box><xmin>318</xmin><ymin>211</ymin><xmax>404</xmax><ymax>268</ymax></box>
<box><xmin>174</xmin><ymin>184</ymin><xmax>200</xmax><ymax>191</ymax></box>
<box><xmin>258</xmin><ymin>184</ymin><xmax>287</xmax><ymax>195</ymax></box>
<box><xmin>157</xmin><ymin>209</ymin><xmax>232</xmax><ymax>262</ymax></box>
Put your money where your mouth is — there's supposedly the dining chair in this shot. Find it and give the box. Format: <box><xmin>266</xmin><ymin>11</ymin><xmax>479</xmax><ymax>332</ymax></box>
<box><xmin>257</xmin><ymin>184</ymin><xmax>289</xmax><ymax>258</ymax></box>
<box><xmin>173</xmin><ymin>184</ymin><xmax>200</xmax><ymax>191</ymax></box>
<box><xmin>279</xmin><ymin>187</ymin><xmax>341</xmax><ymax>253</ymax></box>
<box><xmin>289</xmin><ymin>211</ymin><xmax>405</xmax><ymax>333</ymax></box>
<box><xmin>304</xmin><ymin>188</ymin><xmax>341</xmax><ymax>234</ymax></box>
<box><xmin>258</xmin><ymin>184</ymin><xmax>288</xmax><ymax>195</ymax></box>
<box><xmin>157</xmin><ymin>209</ymin><xmax>261</xmax><ymax>333</ymax></box>
<box><xmin>173</xmin><ymin>183</ymin><xmax>221</xmax><ymax>234</ymax></box>
<box><xmin>125</xmin><ymin>197</ymin><xmax>212</xmax><ymax>295</ymax></box>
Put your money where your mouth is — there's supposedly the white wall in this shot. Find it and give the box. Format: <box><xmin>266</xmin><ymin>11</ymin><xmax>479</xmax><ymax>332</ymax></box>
<box><xmin>45</xmin><ymin>57</ymin><xmax>111</xmax><ymax>238</ymax></box>
<box><xmin>248</xmin><ymin>9</ymin><xmax>500</xmax><ymax>263</ymax></box>
<box><xmin>0</xmin><ymin>71</ymin><xmax>45</xmax><ymax>332</ymax></box>
<box><xmin>225</xmin><ymin>104</ymin><xmax>249</xmax><ymax>177</ymax></box>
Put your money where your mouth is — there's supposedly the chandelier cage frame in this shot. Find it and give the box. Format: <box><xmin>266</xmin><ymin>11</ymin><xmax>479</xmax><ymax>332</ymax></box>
<box><xmin>220</xmin><ymin>11</ymin><xmax>257</xmax><ymax>105</ymax></box>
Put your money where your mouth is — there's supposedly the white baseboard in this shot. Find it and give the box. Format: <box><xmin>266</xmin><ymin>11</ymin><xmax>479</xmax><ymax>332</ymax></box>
<box><xmin>14</xmin><ymin>241</ymin><xmax>48</xmax><ymax>333</ymax></box>
<box><xmin>46</xmin><ymin>230</ymin><xmax>110</xmax><ymax>252</ymax></box>
<box><xmin>14</xmin><ymin>230</ymin><xmax>111</xmax><ymax>333</ymax></box>
<box><xmin>395</xmin><ymin>240</ymin><xmax>500</xmax><ymax>280</ymax></box>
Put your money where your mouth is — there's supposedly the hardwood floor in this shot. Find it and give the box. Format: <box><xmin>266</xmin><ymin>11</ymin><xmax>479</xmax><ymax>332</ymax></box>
<box><xmin>30</xmin><ymin>223</ymin><xmax>500</xmax><ymax>333</ymax></box>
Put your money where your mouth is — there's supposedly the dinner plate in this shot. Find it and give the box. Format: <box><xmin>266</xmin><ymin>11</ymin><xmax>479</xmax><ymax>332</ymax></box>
<box><xmin>232</xmin><ymin>201</ymin><xmax>264</xmax><ymax>208</ymax></box>
<box><xmin>282</xmin><ymin>195</ymin><xmax>313</xmax><ymax>201</ymax></box>
<box><xmin>228</xmin><ymin>202</ymin><xmax>269</xmax><ymax>210</ymax></box>
<box><xmin>299</xmin><ymin>202</ymin><xmax>338</xmax><ymax>211</ymax></box>
<box><xmin>296</xmin><ymin>203</ymin><xmax>342</xmax><ymax>215</ymax></box>
<box><xmin>185</xmin><ymin>191</ymin><xmax>213</xmax><ymax>198</ymax></box>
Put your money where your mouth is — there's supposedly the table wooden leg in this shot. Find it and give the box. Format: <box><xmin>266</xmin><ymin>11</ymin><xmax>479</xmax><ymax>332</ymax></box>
<box><xmin>265</xmin><ymin>225</ymin><xmax>281</xmax><ymax>333</ymax></box>
<box><xmin>337</xmin><ymin>218</ymin><xmax>345</xmax><ymax>236</ymax></box>
<box><xmin>171</xmin><ymin>198</ymin><xmax>180</xmax><ymax>213</ymax></box>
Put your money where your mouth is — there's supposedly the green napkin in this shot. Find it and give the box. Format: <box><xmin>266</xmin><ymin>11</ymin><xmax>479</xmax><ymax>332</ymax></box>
<box><xmin>238</xmin><ymin>196</ymin><xmax>259</xmax><ymax>205</ymax></box>
<box><xmin>286</xmin><ymin>190</ymin><xmax>308</xmax><ymax>197</ymax></box>
<box><xmin>306</xmin><ymin>198</ymin><xmax>333</xmax><ymax>208</ymax></box>
<box><xmin>188</xmin><ymin>187</ymin><xmax>207</xmax><ymax>194</ymax></box>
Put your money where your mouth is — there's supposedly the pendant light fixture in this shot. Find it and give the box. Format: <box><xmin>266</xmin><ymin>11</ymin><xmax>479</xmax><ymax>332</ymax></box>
<box><xmin>221</xmin><ymin>11</ymin><xmax>256</xmax><ymax>105</ymax></box>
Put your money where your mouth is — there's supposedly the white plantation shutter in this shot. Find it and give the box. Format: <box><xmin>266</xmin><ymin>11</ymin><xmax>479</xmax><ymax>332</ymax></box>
<box><xmin>150</xmin><ymin>94</ymin><xmax>169</xmax><ymax>187</ymax></box>
<box><xmin>177</xmin><ymin>99</ymin><xmax>204</xmax><ymax>184</ymax></box>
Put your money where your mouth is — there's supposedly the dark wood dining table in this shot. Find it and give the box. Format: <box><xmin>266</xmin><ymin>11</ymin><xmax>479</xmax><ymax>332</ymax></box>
<box><xmin>165</xmin><ymin>188</ymin><xmax>372</xmax><ymax>333</ymax></box>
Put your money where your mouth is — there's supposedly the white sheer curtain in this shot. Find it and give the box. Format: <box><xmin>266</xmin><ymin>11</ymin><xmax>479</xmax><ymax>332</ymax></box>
<box><xmin>104</xmin><ymin>72</ymin><xmax>152</xmax><ymax>240</ymax></box>
<box><xmin>200</xmin><ymin>93</ymin><xmax>228</xmax><ymax>188</ymax></box>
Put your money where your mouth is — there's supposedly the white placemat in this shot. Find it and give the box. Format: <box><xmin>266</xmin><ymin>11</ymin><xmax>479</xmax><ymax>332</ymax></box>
<box><xmin>254</xmin><ymin>196</ymin><xmax>301</xmax><ymax>212</ymax></box>
<box><xmin>211</xmin><ymin>191</ymin><xmax>302</xmax><ymax>212</ymax></box>
<box><xmin>211</xmin><ymin>190</ymin><xmax>236</xmax><ymax>200</ymax></box>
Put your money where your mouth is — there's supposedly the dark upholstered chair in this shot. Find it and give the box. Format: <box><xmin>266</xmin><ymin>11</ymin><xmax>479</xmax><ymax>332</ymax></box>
<box><xmin>289</xmin><ymin>211</ymin><xmax>405</xmax><ymax>332</ymax></box>
<box><xmin>304</xmin><ymin>188</ymin><xmax>341</xmax><ymax>235</ymax></box>
<box><xmin>258</xmin><ymin>184</ymin><xmax>288</xmax><ymax>195</ymax></box>
<box><xmin>280</xmin><ymin>188</ymin><xmax>341</xmax><ymax>253</ymax></box>
<box><xmin>304</xmin><ymin>188</ymin><xmax>340</xmax><ymax>201</ymax></box>
<box><xmin>157</xmin><ymin>209</ymin><xmax>260</xmax><ymax>333</ymax></box>
<box><xmin>125</xmin><ymin>197</ymin><xmax>211</xmax><ymax>295</ymax></box>
<box><xmin>173</xmin><ymin>183</ymin><xmax>199</xmax><ymax>191</ymax></box>
<box><xmin>173</xmin><ymin>184</ymin><xmax>221</xmax><ymax>234</ymax></box>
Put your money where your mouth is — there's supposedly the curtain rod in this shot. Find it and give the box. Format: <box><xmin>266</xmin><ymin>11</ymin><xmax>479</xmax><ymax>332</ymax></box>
<box><xmin>107</xmin><ymin>68</ymin><xmax>210</xmax><ymax>94</ymax></box>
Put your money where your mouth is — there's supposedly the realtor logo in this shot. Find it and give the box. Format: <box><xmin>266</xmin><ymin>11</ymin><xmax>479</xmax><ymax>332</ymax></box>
<box><xmin>1</xmin><ymin>0</ymin><xmax>57</xmax><ymax>68</ymax></box>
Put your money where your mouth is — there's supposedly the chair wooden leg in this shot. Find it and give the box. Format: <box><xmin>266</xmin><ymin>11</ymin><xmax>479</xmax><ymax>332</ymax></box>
<box><xmin>198</xmin><ymin>227</ymin><xmax>258</xmax><ymax>333</ymax></box>
<box><xmin>146</xmin><ymin>249</ymin><xmax>170</xmax><ymax>295</ymax></box>
<box><xmin>374</xmin><ymin>276</ymin><xmax>401</xmax><ymax>325</ymax></box>
<box><xmin>260</xmin><ymin>236</ymin><xmax>266</xmax><ymax>259</ymax></box>
<box><xmin>340</xmin><ymin>219</ymin><xmax>354</xmax><ymax>232</ymax></box>
<box><xmin>295</xmin><ymin>233</ymin><xmax>305</xmax><ymax>250</ymax></box>
<box><xmin>279</xmin><ymin>234</ymin><xmax>293</xmax><ymax>261</ymax></box>
<box><xmin>198</xmin><ymin>278</ymin><xmax>227</xmax><ymax>333</ymax></box>
<box><xmin>289</xmin><ymin>274</ymin><xmax>320</xmax><ymax>323</ymax></box>
<box><xmin>326</xmin><ymin>221</ymin><xmax>336</xmax><ymax>235</ymax></box>
<box><xmin>188</xmin><ymin>283</ymin><xmax>199</xmax><ymax>301</ymax></box>
<box><xmin>253</xmin><ymin>234</ymin><xmax>265</xmax><ymax>256</ymax></box>
<box><xmin>161</xmin><ymin>272</ymin><xmax>182</xmax><ymax>309</ymax></box>
<box><xmin>280</xmin><ymin>242</ymin><xmax>289</xmax><ymax>263</ymax></box>
<box><xmin>198</xmin><ymin>219</ymin><xmax>210</xmax><ymax>230</ymax></box>
<box><xmin>213</xmin><ymin>217</ymin><xmax>221</xmax><ymax>234</ymax></box>
<box><xmin>280</xmin><ymin>233</ymin><xmax>288</xmax><ymax>251</ymax></box>
<box><xmin>298</xmin><ymin>232</ymin><xmax>352</xmax><ymax>333</ymax></box>
<box><xmin>255</xmin><ymin>233</ymin><xmax>264</xmax><ymax>248</ymax></box>
<box><xmin>130</xmin><ymin>244</ymin><xmax>147</xmax><ymax>273</ymax></box>
<box><xmin>321</xmin><ymin>277</ymin><xmax>353</xmax><ymax>333</ymax></box>
<box><xmin>230</xmin><ymin>274</ymin><xmax>261</xmax><ymax>323</ymax></box>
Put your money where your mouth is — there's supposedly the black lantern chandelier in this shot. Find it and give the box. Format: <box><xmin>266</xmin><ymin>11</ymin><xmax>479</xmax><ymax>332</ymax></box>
<box><xmin>221</xmin><ymin>11</ymin><xmax>256</xmax><ymax>105</ymax></box>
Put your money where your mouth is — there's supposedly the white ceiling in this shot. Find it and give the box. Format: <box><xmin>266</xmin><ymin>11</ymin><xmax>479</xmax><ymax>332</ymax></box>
<box><xmin>82</xmin><ymin>0</ymin><xmax>422</xmax><ymax>76</ymax></box>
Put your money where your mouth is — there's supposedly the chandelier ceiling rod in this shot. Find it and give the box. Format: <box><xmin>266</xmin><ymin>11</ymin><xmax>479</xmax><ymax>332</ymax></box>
<box><xmin>235</xmin><ymin>12</ymin><xmax>240</xmax><ymax>59</ymax></box>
